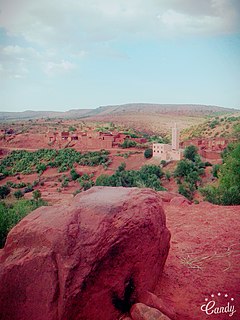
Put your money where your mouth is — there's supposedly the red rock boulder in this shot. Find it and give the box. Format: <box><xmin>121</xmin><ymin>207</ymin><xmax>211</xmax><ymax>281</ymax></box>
<box><xmin>130</xmin><ymin>303</ymin><xmax>171</xmax><ymax>320</ymax></box>
<box><xmin>0</xmin><ymin>187</ymin><xmax>170</xmax><ymax>320</ymax></box>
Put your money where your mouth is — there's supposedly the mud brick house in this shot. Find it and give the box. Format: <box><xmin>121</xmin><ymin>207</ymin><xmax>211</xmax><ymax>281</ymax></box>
<box><xmin>180</xmin><ymin>137</ymin><xmax>236</xmax><ymax>162</ymax></box>
<box><xmin>132</xmin><ymin>137</ymin><xmax>147</xmax><ymax>144</ymax></box>
<box><xmin>45</xmin><ymin>129</ymin><xmax>146</xmax><ymax>149</ymax></box>
<box><xmin>47</xmin><ymin>131</ymin><xmax>58</xmax><ymax>143</ymax></box>
<box><xmin>70</xmin><ymin>134</ymin><xmax>78</xmax><ymax>141</ymax></box>
<box><xmin>61</xmin><ymin>131</ymin><xmax>70</xmax><ymax>141</ymax></box>
<box><xmin>113</xmin><ymin>133</ymin><xmax>130</xmax><ymax>144</ymax></box>
<box><xmin>5</xmin><ymin>128</ymin><xmax>15</xmax><ymax>135</ymax></box>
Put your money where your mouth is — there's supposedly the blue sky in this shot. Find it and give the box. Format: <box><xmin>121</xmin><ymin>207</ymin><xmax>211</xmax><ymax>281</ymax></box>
<box><xmin>0</xmin><ymin>0</ymin><xmax>240</xmax><ymax>112</ymax></box>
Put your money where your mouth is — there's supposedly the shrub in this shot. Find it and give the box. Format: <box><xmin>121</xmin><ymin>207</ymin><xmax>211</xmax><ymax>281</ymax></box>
<box><xmin>144</xmin><ymin>148</ymin><xmax>153</xmax><ymax>159</ymax></box>
<box><xmin>165</xmin><ymin>171</ymin><xmax>171</xmax><ymax>180</ymax></box>
<box><xmin>120</xmin><ymin>139</ymin><xmax>137</xmax><ymax>148</ymax></box>
<box><xmin>117</xmin><ymin>162</ymin><xmax>126</xmax><ymax>172</ymax></box>
<box><xmin>178</xmin><ymin>183</ymin><xmax>193</xmax><ymax>200</ymax></box>
<box><xmin>96</xmin><ymin>165</ymin><xmax>165</xmax><ymax>192</ymax></box>
<box><xmin>24</xmin><ymin>184</ymin><xmax>33</xmax><ymax>193</ymax></box>
<box><xmin>201</xmin><ymin>142</ymin><xmax>240</xmax><ymax>205</ymax></box>
<box><xmin>70</xmin><ymin>168</ymin><xmax>80</xmax><ymax>181</ymax></box>
<box><xmin>14</xmin><ymin>190</ymin><xmax>24</xmax><ymax>199</ymax></box>
<box><xmin>73</xmin><ymin>189</ymin><xmax>81</xmax><ymax>196</ymax></box>
<box><xmin>160</xmin><ymin>160</ymin><xmax>167</xmax><ymax>167</ymax></box>
<box><xmin>32</xmin><ymin>189</ymin><xmax>41</xmax><ymax>201</ymax></box>
<box><xmin>0</xmin><ymin>198</ymin><xmax>47</xmax><ymax>248</ymax></box>
<box><xmin>61</xmin><ymin>179</ymin><xmax>69</xmax><ymax>188</ymax></box>
<box><xmin>184</xmin><ymin>145</ymin><xmax>198</xmax><ymax>162</ymax></box>
<box><xmin>212</xmin><ymin>164</ymin><xmax>220</xmax><ymax>178</ymax></box>
<box><xmin>0</xmin><ymin>185</ymin><xmax>10</xmax><ymax>199</ymax></box>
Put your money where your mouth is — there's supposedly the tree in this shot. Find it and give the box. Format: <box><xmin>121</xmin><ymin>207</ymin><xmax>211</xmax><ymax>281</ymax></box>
<box><xmin>144</xmin><ymin>148</ymin><xmax>153</xmax><ymax>159</ymax></box>
<box><xmin>184</xmin><ymin>145</ymin><xmax>198</xmax><ymax>162</ymax></box>
<box><xmin>201</xmin><ymin>142</ymin><xmax>240</xmax><ymax>205</ymax></box>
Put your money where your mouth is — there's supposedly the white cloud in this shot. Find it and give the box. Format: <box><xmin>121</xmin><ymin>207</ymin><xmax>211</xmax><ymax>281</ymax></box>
<box><xmin>0</xmin><ymin>0</ymin><xmax>239</xmax><ymax>79</ymax></box>
<box><xmin>44</xmin><ymin>60</ymin><xmax>75</xmax><ymax>76</ymax></box>
<box><xmin>159</xmin><ymin>10</ymin><xmax>223</xmax><ymax>35</ymax></box>
<box><xmin>0</xmin><ymin>0</ymin><xmax>239</xmax><ymax>48</ymax></box>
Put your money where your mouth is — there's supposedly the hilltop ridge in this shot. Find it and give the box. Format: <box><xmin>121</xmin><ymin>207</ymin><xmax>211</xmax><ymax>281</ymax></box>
<box><xmin>0</xmin><ymin>103</ymin><xmax>238</xmax><ymax>121</ymax></box>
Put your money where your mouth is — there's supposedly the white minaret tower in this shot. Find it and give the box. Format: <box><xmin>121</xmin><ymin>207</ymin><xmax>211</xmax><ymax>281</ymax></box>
<box><xmin>172</xmin><ymin>123</ymin><xmax>179</xmax><ymax>150</ymax></box>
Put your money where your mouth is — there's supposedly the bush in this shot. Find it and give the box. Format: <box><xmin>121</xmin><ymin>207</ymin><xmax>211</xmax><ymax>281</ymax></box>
<box><xmin>70</xmin><ymin>168</ymin><xmax>80</xmax><ymax>181</ymax></box>
<box><xmin>96</xmin><ymin>174</ymin><xmax>111</xmax><ymax>186</ymax></box>
<box><xmin>32</xmin><ymin>189</ymin><xmax>41</xmax><ymax>200</ymax></box>
<box><xmin>24</xmin><ymin>184</ymin><xmax>33</xmax><ymax>193</ymax></box>
<box><xmin>14</xmin><ymin>190</ymin><xmax>24</xmax><ymax>199</ymax></box>
<box><xmin>0</xmin><ymin>198</ymin><xmax>47</xmax><ymax>248</ymax></box>
<box><xmin>61</xmin><ymin>179</ymin><xmax>69</xmax><ymax>188</ymax></box>
<box><xmin>144</xmin><ymin>148</ymin><xmax>153</xmax><ymax>159</ymax></box>
<box><xmin>0</xmin><ymin>185</ymin><xmax>10</xmax><ymax>199</ymax></box>
<box><xmin>184</xmin><ymin>145</ymin><xmax>198</xmax><ymax>162</ymax></box>
<box><xmin>165</xmin><ymin>171</ymin><xmax>171</xmax><ymax>180</ymax></box>
<box><xmin>160</xmin><ymin>160</ymin><xmax>167</xmax><ymax>167</ymax></box>
<box><xmin>201</xmin><ymin>142</ymin><xmax>240</xmax><ymax>205</ymax></box>
<box><xmin>212</xmin><ymin>164</ymin><xmax>220</xmax><ymax>178</ymax></box>
<box><xmin>96</xmin><ymin>165</ymin><xmax>165</xmax><ymax>191</ymax></box>
<box><xmin>0</xmin><ymin>149</ymin><xmax>110</xmax><ymax>176</ymax></box>
<box><xmin>120</xmin><ymin>139</ymin><xmax>137</xmax><ymax>148</ymax></box>
<box><xmin>178</xmin><ymin>184</ymin><xmax>193</xmax><ymax>200</ymax></box>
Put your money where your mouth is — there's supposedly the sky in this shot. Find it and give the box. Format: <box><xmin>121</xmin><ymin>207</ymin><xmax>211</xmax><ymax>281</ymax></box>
<box><xmin>0</xmin><ymin>0</ymin><xmax>240</xmax><ymax>112</ymax></box>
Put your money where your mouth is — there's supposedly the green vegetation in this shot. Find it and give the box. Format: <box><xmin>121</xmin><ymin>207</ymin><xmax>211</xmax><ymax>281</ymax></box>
<box><xmin>0</xmin><ymin>149</ymin><xmax>110</xmax><ymax>176</ymax></box>
<box><xmin>209</xmin><ymin>119</ymin><xmax>220</xmax><ymax>129</ymax></box>
<box><xmin>70</xmin><ymin>168</ymin><xmax>80</xmax><ymax>181</ymax></box>
<box><xmin>174</xmin><ymin>145</ymin><xmax>205</xmax><ymax>200</ymax></box>
<box><xmin>147</xmin><ymin>135</ymin><xmax>170</xmax><ymax>144</ymax></box>
<box><xmin>13</xmin><ymin>190</ymin><xmax>24</xmax><ymax>199</ymax></box>
<box><xmin>68</xmin><ymin>126</ymin><xmax>76</xmax><ymax>132</ymax></box>
<box><xmin>78</xmin><ymin>173</ymin><xmax>94</xmax><ymax>191</ymax></box>
<box><xmin>120</xmin><ymin>139</ymin><xmax>137</xmax><ymax>148</ymax></box>
<box><xmin>144</xmin><ymin>148</ymin><xmax>153</xmax><ymax>159</ymax></box>
<box><xmin>0</xmin><ymin>185</ymin><xmax>10</xmax><ymax>199</ymax></box>
<box><xmin>0</xmin><ymin>198</ymin><xmax>47</xmax><ymax>248</ymax></box>
<box><xmin>32</xmin><ymin>189</ymin><xmax>41</xmax><ymax>201</ymax></box>
<box><xmin>183</xmin><ymin>114</ymin><xmax>240</xmax><ymax>140</ymax></box>
<box><xmin>183</xmin><ymin>145</ymin><xmax>198</xmax><ymax>162</ymax></box>
<box><xmin>201</xmin><ymin>142</ymin><xmax>240</xmax><ymax>205</ymax></box>
<box><xmin>96</xmin><ymin>163</ymin><xmax>165</xmax><ymax>191</ymax></box>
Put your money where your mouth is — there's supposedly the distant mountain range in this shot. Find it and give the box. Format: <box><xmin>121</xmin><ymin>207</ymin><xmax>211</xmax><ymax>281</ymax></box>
<box><xmin>0</xmin><ymin>104</ymin><xmax>238</xmax><ymax>121</ymax></box>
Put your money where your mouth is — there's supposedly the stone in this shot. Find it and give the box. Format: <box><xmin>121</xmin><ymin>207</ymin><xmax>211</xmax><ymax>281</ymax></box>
<box><xmin>170</xmin><ymin>196</ymin><xmax>191</xmax><ymax>206</ymax></box>
<box><xmin>130</xmin><ymin>303</ymin><xmax>172</xmax><ymax>320</ymax></box>
<box><xmin>157</xmin><ymin>191</ymin><xmax>180</xmax><ymax>203</ymax></box>
<box><xmin>0</xmin><ymin>187</ymin><xmax>170</xmax><ymax>320</ymax></box>
<box><xmin>140</xmin><ymin>292</ymin><xmax>176</xmax><ymax>320</ymax></box>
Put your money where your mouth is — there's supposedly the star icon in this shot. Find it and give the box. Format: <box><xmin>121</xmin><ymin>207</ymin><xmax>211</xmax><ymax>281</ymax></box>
<box><xmin>218</xmin><ymin>293</ymin><xmax>221</xmax><ymax>296</ymax></box>
<box><xmin>231</xmin><ymin>298</ymin><xmax>234</xmax><ymax>301</ymax></box>
<box><xmin>225</xmin><ymin>294</ymin><xmax>228</xmax><ymax>297</ymax></box>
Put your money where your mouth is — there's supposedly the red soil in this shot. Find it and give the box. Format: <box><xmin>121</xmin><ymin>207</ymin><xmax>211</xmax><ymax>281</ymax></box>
<box><xmin>157</xmin><ymin>201</ymin><xmax>240</xmax><ymax>320</ymax></box>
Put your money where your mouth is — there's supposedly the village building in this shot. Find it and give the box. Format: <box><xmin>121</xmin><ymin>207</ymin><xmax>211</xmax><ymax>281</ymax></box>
<box><xmin>61</xmin><ymin>131</ymin><xmax>70</xmax><ymax>141</ymax></box>
<box><xmin>153</xmin><ymin>123</ymin><xmax>183</xmax><ymax>161</ymax></box>
<box><xmin>45</xmin><ymin>128</ymin><xmax>147</xmax><ymax>149</ymax></box>
<box><xmin>180</xmin><ymin>137</ymin><xmax>236</xmax><ymax>162</ymax></box>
